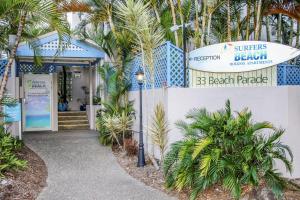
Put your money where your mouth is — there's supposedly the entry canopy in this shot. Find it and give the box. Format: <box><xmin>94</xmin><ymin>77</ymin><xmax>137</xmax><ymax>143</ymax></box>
<box><xmin>189</xmin><ymin>41</ymin><xmax>300</xmax><ymax>72</ymax></box>
<box><xmin>16</xmin><ymin>31</ymin><xmax>105</xmax><ymax>66</ymax></box>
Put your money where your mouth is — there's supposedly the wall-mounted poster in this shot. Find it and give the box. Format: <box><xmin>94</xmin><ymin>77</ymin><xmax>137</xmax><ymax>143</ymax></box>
<box><xmin>24</xmin><ymin>74</ymin><xmax>52</xmax><ymax>131</ymax></box>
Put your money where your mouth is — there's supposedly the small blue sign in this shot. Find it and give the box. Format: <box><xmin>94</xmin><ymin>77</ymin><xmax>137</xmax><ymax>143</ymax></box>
<box><xmin>4</xmin><ymin>103</ymin><xmax>21</xmax><ymax>122</ymax></box>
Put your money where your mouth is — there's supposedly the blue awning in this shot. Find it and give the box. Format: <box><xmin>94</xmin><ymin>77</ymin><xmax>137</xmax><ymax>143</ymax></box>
<box><xmin>16</xmin><ymin>31</ymin><xmax>105</xmax><ymax>60</ymax></box>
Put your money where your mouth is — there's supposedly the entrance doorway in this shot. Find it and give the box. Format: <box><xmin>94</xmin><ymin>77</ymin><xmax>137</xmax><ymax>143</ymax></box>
<box><xmin>57</xmin><ymin>66</ymin><xmax>90</xmax><ymax>130</ymax></box>
<box><xmin>57</xmin><ymin>66</ymin><xmax>90</xmax><ymax>112</ymax></box>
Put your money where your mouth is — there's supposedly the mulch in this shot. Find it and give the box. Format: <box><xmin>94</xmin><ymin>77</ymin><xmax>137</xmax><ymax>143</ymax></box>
<box><xmin>113</xmin><ymin>149</ymin><xmax>232</xmax><ymax>200</ymax></box>
<box><xmin>113</xmin><ymin>149</ymin><xmax>300</xmax><ymax>200</ymax></box>
<box><xmin>0</xmin><ymin>146</ymin><xmax>47</xmax><ymax>200</ymax></box>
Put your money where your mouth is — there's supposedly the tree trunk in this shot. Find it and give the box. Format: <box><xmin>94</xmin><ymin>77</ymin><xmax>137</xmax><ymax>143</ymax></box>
<box><xmin>0</xmin><ymin>12</ymin><xmax>26</xmax><ymax>100</ymax></box>
<box><xmin>177</xmin><ymin>0</ymin><xmax>184</xmax><ymax>47</ymax></box>
<box><xmin>277</xmin><ymin>14</ymin><xmax>282</xmax><ymax>43</ymax></box>
<box><xmin>168</xmin><ymin>0</ymin><xmax>179</xmax><ymax>46</ymax></box>
<box><xmin>245</xmin><ymin>0</ymin><xmax>251</xmax><ymax>40</ymax></box>
<box><xmin>194</xmin><ymin>0</ymin><xmax>200</xmax><ymax>48</ymax></box>
<box><xmin>236</xmin><ymin>12</ymin><xmax>241</xmax><ymax>41</ymax></box>
<box><xmin>200</xmin><ymin>0</ymin><xmax>207</xmax><ymax>47</ymax></box>
<box><xmin>266</xmin><ymin>16</ymin><xmax>271</xmax><ymax>42</ymax></box>
<box><xmin>254</xmin><ymin>0</ymin><xmax>262</xmax><ymax>40</ymax></box>
<box><xmin>227</xmin><ymin>0</ymin><xmax>231</xmax><ymax>42</ymax></box>
<box><xmin>296</xmin><ymin>22</ymin><xmax>300</xmax><ymax>48</ymax></box>
<box><xmin>206</xmin><ymin>13</ymin><xmax>212</xmax><ymax>45</ymax></box>
<box><xmin>177</xmin><ymin>0</ymin><xmax>184</xmax><ymax>25</ymax></box>
<box><xmin>289</xmin><ymin>18</ymin><xmax>294</xmax><ymax>46</ymax></box>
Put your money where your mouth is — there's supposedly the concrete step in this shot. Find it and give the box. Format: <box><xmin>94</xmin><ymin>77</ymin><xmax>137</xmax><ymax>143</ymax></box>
<box><xmin>58</xmin><ymin>111</ymin><xmax>87</xmax><ymax>116</ymax></box>
<box><xmin>58</xmin><ymin>124</ymin><xmax>90</xmax><ymax>130</ymax></box>
<box><xmin>58</xmin><ymin>120</ymin><xmax>89</xmax><ymax>125</ymax></box>
<box><xmin>58</xmin><ymin>116</ymin><xmax>88</xmax><ymax>121</ymax></box>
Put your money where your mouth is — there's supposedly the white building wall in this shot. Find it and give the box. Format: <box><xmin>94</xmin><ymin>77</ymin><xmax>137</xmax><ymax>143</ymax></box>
<box><xmin>129</xmin><ymin>86</ymin><xmax>300</xmax><ymax>178</ymax></box>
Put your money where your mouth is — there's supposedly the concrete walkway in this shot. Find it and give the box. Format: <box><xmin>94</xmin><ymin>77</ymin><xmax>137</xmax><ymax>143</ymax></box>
<box><xmin>24</xmin><ymin>130</ymin><xmax>175</xmax><ymax>200</ymax></box>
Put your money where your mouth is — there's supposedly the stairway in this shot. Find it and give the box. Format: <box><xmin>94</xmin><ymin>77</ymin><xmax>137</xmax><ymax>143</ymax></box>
<box><xmin>58</xmin><ymin>111</ymin><xmax>90</xmax><ymax>130</ymax></box>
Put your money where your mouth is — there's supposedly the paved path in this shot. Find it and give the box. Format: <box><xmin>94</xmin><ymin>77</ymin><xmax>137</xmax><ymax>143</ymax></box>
<box><xmin>24</xmin><ymin>130</ymin><xmax>175</xmax><ymax>200</ymax></box>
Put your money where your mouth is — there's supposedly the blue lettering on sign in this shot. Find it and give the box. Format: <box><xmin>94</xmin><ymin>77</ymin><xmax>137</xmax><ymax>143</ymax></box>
<box><xmin>234</xmin><ymin>50</ymin><xmax>268</xmax><ymax>61</ymax></box>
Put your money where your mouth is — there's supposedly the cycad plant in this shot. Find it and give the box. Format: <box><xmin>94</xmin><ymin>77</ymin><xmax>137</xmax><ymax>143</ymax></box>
<box><xmin>163</xmin><ymin>100</ymin><xmax>293</xmax><ymax>200</ymax></box>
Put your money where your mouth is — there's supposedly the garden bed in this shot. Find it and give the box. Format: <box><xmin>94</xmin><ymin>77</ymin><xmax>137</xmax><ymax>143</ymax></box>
<box><xmin>0</xmin><ymin>146</ymin><xmax>47</xmax><ymax>200</ymax></box>
<box><xmin>113</xmin><ymin>149</ymin><xmax>232</xmax><ymax>200</ymax></box>
<box><xmin>113</xmin><ymin>149</ymin><xmax>300</xmax><ymax>200</ymax></box>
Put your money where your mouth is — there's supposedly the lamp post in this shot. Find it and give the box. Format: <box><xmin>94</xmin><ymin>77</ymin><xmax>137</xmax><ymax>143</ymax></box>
<box><xmin>170</xmin><ymin>23</ymin><xmax>192</xmax><ymax>88</ymax></box>
<box><xmin>135</xmin><ymin>68</ymin><xmax>146</xmax><ymax>167</ymax></box>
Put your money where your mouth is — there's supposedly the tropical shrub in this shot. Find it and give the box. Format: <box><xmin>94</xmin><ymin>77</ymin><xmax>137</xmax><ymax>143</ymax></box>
<box><xmin>163</xmin><ymin>100</ymin><xmax>293</xmax><ymax>200</ymax></box>
<box><xmin>96</xmin><ymin>63</ymin><xmax>135</xmax><ymax>147</ymax></box>
<box><xmin>0</xmin><ymin>127</ymin><xmax>27</xmax><ymax>177</ymax></box>
<box><xmin>150</xmin><ymin>102</ymin><xmax>169</xmax><ymax>163</ymax></box>
<box><xmin>0</xmin><ymin>97</ymin><xmax>27</xmax><ymax>177</ymax></box>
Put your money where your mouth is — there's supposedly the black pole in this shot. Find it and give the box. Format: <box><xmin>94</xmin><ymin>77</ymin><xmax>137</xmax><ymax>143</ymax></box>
<box><xmin>183</xmin><ymin>24</ymin><xmax>187</xmax><ymax>87</ymax></box>
<box><xmin>137</xmin><ymin>83</ymin><xmax>145</xmax><ymax>167</ymax></box>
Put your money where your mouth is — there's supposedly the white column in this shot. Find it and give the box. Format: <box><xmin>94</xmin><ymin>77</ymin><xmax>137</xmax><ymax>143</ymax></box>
<box><xmin>52</xmin><ymin>73</ymin><xmax>58</xmax><ymax>131</ymax></box>
<box><xmin>89</xmin><ymin>63</ymin><xmax>94</xmax><ymax>130</ymax></box>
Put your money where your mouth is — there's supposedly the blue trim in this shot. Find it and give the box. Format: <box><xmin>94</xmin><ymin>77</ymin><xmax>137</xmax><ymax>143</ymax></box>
<box><xmin>166</xmin><ymin>41</ymin><xmax>171</xmax><ymax>87</ymax></box>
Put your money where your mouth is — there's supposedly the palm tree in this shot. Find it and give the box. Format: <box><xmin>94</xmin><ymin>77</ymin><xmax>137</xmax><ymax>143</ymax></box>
<box><xmin>254</xmin><ymin>0</ymin><xmax>262</xmax><ymax>40</ymax></box>
<box><xmin>167</xmin><ymin>0</ymin><xmax>179</xmax><ymax>46</ymax></box>
<box><xmin>193</xmin><ymin>0</ymin><xmax>200</xmax><ymax>48</ymax></box>
<box><xmin>200</xmin><ymin>0</ymin><xmax>207</xmax><ymax>47</ymax></box>
<box><xmin>0</xmin><ymin>0</ymin><xmax>70</xmax><ymax>100</ymax></box>
<box><xmin>245</xmin><ymin>0</ymin><xmax>251</xmax><ymax>40</ymax></box>
<box><xmin>226</xmin><ymin>0</ymin><xmax>231</xmax><ymax>42</ymax></box>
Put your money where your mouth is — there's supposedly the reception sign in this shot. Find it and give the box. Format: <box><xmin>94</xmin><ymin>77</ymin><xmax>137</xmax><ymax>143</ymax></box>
<box><xmin>189</xmin><ymin>41</ymin><xmax>300</xmax><ymax>72</ymax></box>
<box><xmin>24</xmin><ymin>74</ymin><xmax>52</xmax><ymax>131</ymax></box>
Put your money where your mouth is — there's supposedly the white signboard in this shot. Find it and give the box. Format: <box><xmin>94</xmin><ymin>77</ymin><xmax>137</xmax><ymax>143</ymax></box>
<box><xmin>23</xmin><ymin>74</ymin><xmax>52</xmax><ymax>131</ymax></box>
<box><xmin>189</xmin><ymin>41</ymin><xmax>300</xmax><ymax>72</ymax></box>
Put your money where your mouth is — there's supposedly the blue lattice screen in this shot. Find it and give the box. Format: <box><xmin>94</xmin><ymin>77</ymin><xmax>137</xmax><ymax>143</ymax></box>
<box><xmin>0</xmin><ymin>60</ymin><xmax>7</xmax><ymax>76</ymax></box>
<box><xmin>17</xmin><ymin>63</ymin><xmax>56</xmax><ymax>75</ymax></box>
<box><xmin>129</xmin><ymin>41</ymin><xmax>184</xmax><ymax>91</ymax></box>
<box><xmin>0</xmin><ymin>59</ymin><xmax>10</xmax><ymax>76</ymax></box>
<box><xmin>277</xmin><ymin>65</ymin><xmax>300</xmax><ymax>85</ymax></box>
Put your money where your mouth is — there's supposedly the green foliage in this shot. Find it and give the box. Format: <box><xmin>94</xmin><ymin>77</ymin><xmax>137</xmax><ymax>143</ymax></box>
<box><xmin>0</xmin><ymin>127</ymin><xmax>27</xmax><ymax>177</ymax></box>
<box><xmin>163</xmin><ymin>100</ymin><xmax>293</xmax><ymax>200</ymax></box>
<box><xmin>0</xmin><ymin>97</ymin><xmax>27</xmax><ymax>177</ymax></box>
<box><xmin>96</xmin><ymin>62</ymin><xmax>135</xmax><ymax>147</ymax></box>
<box><xmin>150</xmin><ymin>102</ymin><xmax>169</xmax><ymax>162</ymax></box>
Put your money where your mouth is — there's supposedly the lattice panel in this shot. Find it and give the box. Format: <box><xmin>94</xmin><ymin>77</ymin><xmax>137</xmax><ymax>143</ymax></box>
<box><xmin>129</xmin><ymin>42</ymin><xmax>184</xmax><ymax>91</ymax></box>
<box><xmin>0</xmin><ymin>59</ymin><xmax>8</xmax><ymax>76</ymax></box>
<box><xmin>169</xmin><ymin>43</ymin><xmax>184</xmax><ymax>87</ymax></box>
<box><xmin>129</xmin><ymin>43</ymin><xmax>169</xmax><ymax>91</ymax></box>
<box><xmin>277</xmin><ymin>65</ymin><xmax>300</xmax><ymax>85</ymax></box>
<box><xmin>39</xmin><ymin>40</ymin><xmax>84</xmax><ymax>51</ymax></box>
<box><xmin>18</xmin><ymin>63</ymin><xmax>56</xmax><ymax>74</ymax></box>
